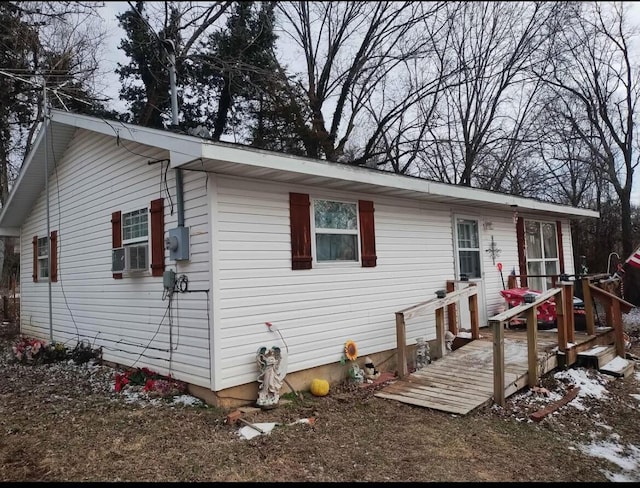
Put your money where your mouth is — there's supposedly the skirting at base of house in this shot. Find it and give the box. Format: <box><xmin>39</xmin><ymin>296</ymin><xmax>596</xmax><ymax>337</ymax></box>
<box><xmin>189</xmin><ymin>348</ymin><xmax>405</xmax><ymax>410</ymax></box>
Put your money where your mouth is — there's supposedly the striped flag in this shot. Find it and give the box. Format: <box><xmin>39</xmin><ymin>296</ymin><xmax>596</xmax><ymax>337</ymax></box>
<box><xmin>627</xmin><ymin>244</ymin><xmax>640</xmax><ymax>268</ymax></box>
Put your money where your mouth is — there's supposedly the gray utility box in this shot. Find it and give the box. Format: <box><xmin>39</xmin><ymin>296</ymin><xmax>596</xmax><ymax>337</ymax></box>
<box><xmin>167</xmin><ymin>226</ymin><xmax>190</xmax><ymax>261</ymax></box>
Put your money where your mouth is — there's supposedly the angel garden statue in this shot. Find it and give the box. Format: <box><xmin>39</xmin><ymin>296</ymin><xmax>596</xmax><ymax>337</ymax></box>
<box><xmin>256</xmin><ymin>346</ymin><xmax>286</xmax><ymax>409</ymax></box>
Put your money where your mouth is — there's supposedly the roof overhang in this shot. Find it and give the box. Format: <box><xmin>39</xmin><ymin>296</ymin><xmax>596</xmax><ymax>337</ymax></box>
<box><xmin>0</xmin><ymin>109</ymin><xmax>599</xmax><ymax>232</ymax></box>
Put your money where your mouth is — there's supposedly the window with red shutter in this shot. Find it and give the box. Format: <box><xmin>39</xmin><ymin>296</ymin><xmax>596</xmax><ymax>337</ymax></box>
<box><xmin>289</xmin><ymin>193</ymin><xmax>377</xmax><ymax>269</ymax></box>
<box><xmin>32</xmin><ymin>233</ymin><xmax>56</xmax><ymax>282</ymax></box>
<box><xmin>111</xmin><ymin>201</ymin><xmax>163</xmax><ymax>277</ymax></box>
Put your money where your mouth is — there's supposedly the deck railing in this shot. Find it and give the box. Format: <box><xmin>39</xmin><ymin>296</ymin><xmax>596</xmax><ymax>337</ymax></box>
<box><xmin>488</xmin><ymin>283</ymin><xmax>575</xmax><ymax>407</ymax></box>
<box><xmin>581</xmin><ymin>276</ymin><xmax>634</xmax><ymax>357</ymax></box>
<box><xmin>395</xmin><ymin>283</ymin><xmax>479</xmax><ymax>379</ymax></box>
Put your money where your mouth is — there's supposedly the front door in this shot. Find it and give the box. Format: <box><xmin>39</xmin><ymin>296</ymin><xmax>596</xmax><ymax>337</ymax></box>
<box><xmin>453</xmin><ymin>216</ymin><xmax>487</xmax><ymax>328</ymax></box>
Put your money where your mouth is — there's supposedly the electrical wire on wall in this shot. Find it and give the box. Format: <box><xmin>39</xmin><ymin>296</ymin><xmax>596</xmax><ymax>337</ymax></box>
<box><xmin>47</xmin><ymin>116</ymin><xmax>81</xmax><ymax>343</ymax></box>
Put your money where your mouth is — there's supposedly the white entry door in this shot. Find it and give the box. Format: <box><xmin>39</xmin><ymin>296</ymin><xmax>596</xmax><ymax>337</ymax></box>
<box><xmin>453</xmin><ymin>216</ymin><xmax>487</xmax><ymax>328</ymax></box>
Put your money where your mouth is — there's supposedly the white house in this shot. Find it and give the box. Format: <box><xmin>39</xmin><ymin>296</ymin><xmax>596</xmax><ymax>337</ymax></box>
<box><xmin>0</xmin><ymin>110</ymin><xmax>599</xmax><ymax>406</ymax></box>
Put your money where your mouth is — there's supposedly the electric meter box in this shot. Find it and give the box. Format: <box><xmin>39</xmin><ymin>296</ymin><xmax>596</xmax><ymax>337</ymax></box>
<box><xmin>168</xmin><ymin>226</ymin><xmax>190</xmax><ymax>261</ymax></box>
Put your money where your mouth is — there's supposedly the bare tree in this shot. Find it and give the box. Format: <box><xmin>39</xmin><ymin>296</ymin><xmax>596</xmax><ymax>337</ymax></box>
<box><xmin>276</xmin><ymin>1</ymin><xmax>450</xmax><ymax>165</ymax></box>
<box><xmin>537</xmin><ymin>2</ymin><xmax>640</xmax><ymax>259</ymax></box>
<box><xmin>0</xmin><ymin>1</ymin><xmax>106</xmax><ymax>205</ymax></box>
<box><xmin>415</xmin><ymin>1</ymin><xmax>572</xmax><ymax>188</ymax></box>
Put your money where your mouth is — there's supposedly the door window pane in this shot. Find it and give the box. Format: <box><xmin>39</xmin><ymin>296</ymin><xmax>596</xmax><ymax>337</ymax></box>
<box><xmin>457</xmin><ymin>219</ymin><xmax>480</xmax><ymax>278</ymax></box>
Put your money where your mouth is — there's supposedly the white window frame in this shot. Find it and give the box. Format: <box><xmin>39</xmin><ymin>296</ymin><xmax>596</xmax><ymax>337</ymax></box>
<box><xmin>453</xmin><ymin>216</ymin><xmax>482</xmax><ymax>280</ymax></box>
<box><xmin>121</xmin><ymin>207</ymin><xmax>150</xmax><ymax>273</ymax></box>
<box><xmin>525</xmin><ymin>219</ymin><xmax>559</xmax><ymax>292</ymax></box>
<box><xmin>311</xmin><ymin>198</ymin><xmax>360</xmax><ymax>266</ymax></box>
<box><xmin>37</xmin><ymin>236</ymin><xmax>49</xmax><ymax>281</ymax></box>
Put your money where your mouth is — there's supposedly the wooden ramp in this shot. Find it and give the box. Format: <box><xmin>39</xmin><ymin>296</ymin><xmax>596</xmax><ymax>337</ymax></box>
<box><xmin>375</xmin><ymin>338</ymin><xmax>557</xmax><ymax>415</ymax></box>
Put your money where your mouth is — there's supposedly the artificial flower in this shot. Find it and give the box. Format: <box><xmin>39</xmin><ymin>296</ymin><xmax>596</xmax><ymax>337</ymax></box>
<box><xmin>344</xmin><ymin>339</ymin><xmax>358</xmax><ymax>361</ymax></box>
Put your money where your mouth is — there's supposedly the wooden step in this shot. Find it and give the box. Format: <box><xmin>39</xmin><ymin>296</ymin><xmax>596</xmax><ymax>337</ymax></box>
<box><xmin>599</xmin><ymin>356</ymin><xmax>635</xmax><ymax>378</ymax></box>
<box><xmin>577</xmin><ymin>345</ymin><xmax>617</xmax><ymax>369</ymax></box>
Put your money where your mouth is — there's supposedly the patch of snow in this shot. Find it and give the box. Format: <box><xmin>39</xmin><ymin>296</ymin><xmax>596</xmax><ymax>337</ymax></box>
<box><xmin>457</xmin><ymin>332</ymin><xmax>472</xmax><ymax>339</ymax></box>
<box><xmin>579</xmin><ymin>346</ymin><xmax>608</xmax><ymax>356</ymax></box>
<box><xmin>577</xmin><ymin>440</ymin><xmax>640</xmax><ymax>482</ymax></box>
<box><xmin>172</xmin><ymin>394</ymin><xmax>204</xmax><ymax>407</ymax></box>
<box><xmin>630</xmin><ymin>394</ymin><xmax>640</xmax><ymax>402</ymax></box>
<box><xmin>600</xmin><ymin>356</ymin><xmax>631</xmax><ymax>374</ymax></box>
<box><xmin>554</xmin><ymin>369</ymin><xmax>609</xmax><ymax>400</ymax></box>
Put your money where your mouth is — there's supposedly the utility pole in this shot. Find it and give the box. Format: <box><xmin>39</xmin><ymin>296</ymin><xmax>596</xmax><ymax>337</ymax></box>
<box><xmin>43</xmin><ymin>82</ymin><xmax>53</xmax><ymax>341</ymax></box>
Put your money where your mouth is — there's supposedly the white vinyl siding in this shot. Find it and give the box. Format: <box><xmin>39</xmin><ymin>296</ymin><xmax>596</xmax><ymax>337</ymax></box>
<box><xmin>20</xmin><ymin>129</ymin><xmax>212</xmax><ymax>388</ymax></box>
<box><xmin>213</xmin><ymin>176</ymin><xmax>456</xmax><ymax>389</ymax></box>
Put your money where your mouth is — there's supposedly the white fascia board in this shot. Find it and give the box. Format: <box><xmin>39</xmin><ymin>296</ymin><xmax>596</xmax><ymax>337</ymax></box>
<box><xmin>198</xmin><ymin>142</ymin><xmax>599</xmax><ymax>219</ymax></box>
<box><xmin>0</xmin><ymin>227</ymin><xmax>20</xmax><ymax>237</ymax></box>
<box><xmin>0</xmin><ymin>119</ymin><xmax>48</xmax><ymax>227</ymax></box>
<box><xmin>50</xmin><ymin>110</ymin><xmax>203</xmax><ymax>163</ymax></box>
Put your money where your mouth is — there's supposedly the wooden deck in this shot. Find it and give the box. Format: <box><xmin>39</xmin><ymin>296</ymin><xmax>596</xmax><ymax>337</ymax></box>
<box><xmin>375</xmin><ymin>328</ymin><xmax>604</xmax><ymax>415</ymax></box>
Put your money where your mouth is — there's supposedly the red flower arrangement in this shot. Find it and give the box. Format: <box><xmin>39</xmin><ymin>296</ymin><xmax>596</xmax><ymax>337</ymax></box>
<box><xmin>114</xmin><ymin>367</ymin><xmax>187</xmax><ymax>398</ymax></box>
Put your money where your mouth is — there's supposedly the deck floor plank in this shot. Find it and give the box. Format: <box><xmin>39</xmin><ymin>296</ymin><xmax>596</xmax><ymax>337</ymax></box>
<box><xmin>374</xmin><ymin>328</ymin><xmax>598</xmax><ymax>415</ymax></box>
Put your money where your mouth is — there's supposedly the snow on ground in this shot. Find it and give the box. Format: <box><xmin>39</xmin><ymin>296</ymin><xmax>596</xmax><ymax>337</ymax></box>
<box><xmin>551</xmin><ymin>368</ymin><xmax>640</xmax><ymax>481</ymax></box>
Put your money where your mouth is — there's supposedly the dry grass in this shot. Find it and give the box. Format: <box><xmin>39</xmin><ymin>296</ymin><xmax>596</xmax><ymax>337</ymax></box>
<box><xmin>1</xmin><ymin>322</ymin><xmax>639</xmax><ymax>482</ymax></box>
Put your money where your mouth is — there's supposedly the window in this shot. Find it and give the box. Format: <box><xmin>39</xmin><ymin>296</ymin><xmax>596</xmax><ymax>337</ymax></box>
<box><xmin>456</xmin><ymin>218</ymin><xmax>481</xmax><ymax>279</ymax></box>
<box><xmin>37</xmin><ymin>236</ymin><xmax>49</xmax><ymax>280</ymax></box>
<box><xmin>525</xmin><ymin>220</ymin><xmax>559</xmax><ymax>291</ymax></box>
<box><xmin>32</xmin><ymin>231</ymin><xmax>57</xmax><ymax>283</ymax></box>
<box><xmin>289</xmin><ymin>193</ymin><xmax>376</xmax><ymax>269</ymax></box>
<box><xmin>121</xmin><ymin>208</ymin><xmax>149</xmax><ymax>272</ymax></box>
<box><xmin>112</xmin><ymin>199</ymin><xmax>165</xmax><ymax>279</ymax></box>
<box><xmin>313</xmin><ymin>199</ymin><xmax>359</xmax><ymax>263</ymax></box>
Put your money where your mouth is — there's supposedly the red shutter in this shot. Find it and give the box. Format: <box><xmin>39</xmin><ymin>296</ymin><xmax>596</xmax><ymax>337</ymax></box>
<box><xmin>150</xmin><ymin>198</ymin><xmax>165</xmax><ymax>277</ymax></box>
<box><xmin>516</xmin><ymin>217</ymin><xmax>527</xmax><ymax>287</ymax></box>
<box><xmin>556</xmin><ymin>221</ymin><xmax>565</xmax><ymax>274</ymax></box>
<box><xmin>32</xmin><ymin>235</ymin><xmax>38</xmax><ymax>282</ymax></box>
<box><xmin>289</xmin><ymin>193</ymin><xmax>312</xmax><ymax>270</ymax></box>
<box><xmin>359</xmin><ymin>200</ymin><xmax>377</xmax><ymax>268</ymax></box>
<box><xmin>111</xmin><ymin>211</ymin><xmax>122</xmax><ymax>279</ymax></box>
<box><xmin>50</xmin><ymin>231</ymin><xmax>58</xmax><ymax>283</ymax></box>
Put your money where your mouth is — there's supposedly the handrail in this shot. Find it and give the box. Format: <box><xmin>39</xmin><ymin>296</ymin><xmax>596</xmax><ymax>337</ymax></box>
<box><xmin>488</xmin><ymin>283</ymin><xmax>573</xmax><ymax>407</ymax></box>
<box><xmin>395</xmin><ymin>283</ymin><xmax>479</xmax><ymax>379</ymax></box>
<box><xmin>583</xmin><ymin>278</ymin><xmax>633</xmax><ymax>356</ymax></box>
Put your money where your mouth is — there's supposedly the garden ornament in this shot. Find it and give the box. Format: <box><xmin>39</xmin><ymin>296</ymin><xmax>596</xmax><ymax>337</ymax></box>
<box><xmin>256</xmin><ymin>346</ymin><xmax>286</xmax><ymax>409</ymax></box>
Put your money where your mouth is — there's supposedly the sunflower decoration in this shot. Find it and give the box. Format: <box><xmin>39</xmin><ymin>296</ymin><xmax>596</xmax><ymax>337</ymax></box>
<box><xmin>344</xmin><ymin>339</ymin><xmax>358</xmax><ymax>362</ymax></box>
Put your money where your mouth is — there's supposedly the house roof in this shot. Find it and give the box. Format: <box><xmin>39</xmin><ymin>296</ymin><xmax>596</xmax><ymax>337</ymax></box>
<box><xmin>0</xmin><ymin>109</ymin><xmax>599</xmax><ymax>233</ymax></box>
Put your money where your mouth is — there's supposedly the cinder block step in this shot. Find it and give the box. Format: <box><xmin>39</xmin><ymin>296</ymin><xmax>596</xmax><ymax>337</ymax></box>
<box><xmin>577</xmin><ymin>345</ymin><xmax>617</xmax><ymax>369</ymax></box>
<box><xmin>599</xmin><ymin>356</ymin><xmax>634</xmax><ymax>378</ymax></box>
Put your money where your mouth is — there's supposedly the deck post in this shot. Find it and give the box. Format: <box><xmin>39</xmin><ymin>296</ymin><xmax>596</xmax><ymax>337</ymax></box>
<box><xmin>468</xmin><ymin>283</ymin><xmax>480</xmax><ymax>339</ymax></box>
<box><xmin>526</xmin><ymin>305</ymin><xmax>538</xmax><ymax>387</ymax></box>
<box><xmin>446</xmin><ymin>280</ymin><xmax>458</xmax><ymax>335</ymax></box>
<box><xmin>582</xmin><ymin>277</ymin><xmax>595</xmax><ymax>335</ymax></box>
<box><xmin>507</xmin><ymin>274</ymin><xmax>516</xmax><ymax>289</ymax></box>
<box><xmin>395</xmin><ymin>312</ymin><xmax>408</xmax><ymax>379</ymax></box>
<box><xmin>490</xmin><ymin>319</ymin><xmax>505</xmax><ymax>407</ymax></box>
<box><xmin>435</xmin><ymin>306</ymin><xmax>445</xmax><ymax>359</ymax></box>
<box><xmin>556</xmin><ymin>287</ymin><xmax>568</xmax><ymax>352</ymax></box>
<box><xmin>612</xmin><ymin>299</ymin><xmax>625</xmax><ymax>357</ymax></box>
<box><xmin>562</xmin><ymin>282</ymin><xmax>575</xmax><ymax>344</ymax></box>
